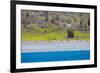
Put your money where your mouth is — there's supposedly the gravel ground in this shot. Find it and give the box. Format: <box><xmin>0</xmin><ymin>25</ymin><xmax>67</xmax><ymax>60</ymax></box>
<box><xmin>21</xmin><ymin>40</ymin><xmax>90</xmax><ymax>53</ymax></box>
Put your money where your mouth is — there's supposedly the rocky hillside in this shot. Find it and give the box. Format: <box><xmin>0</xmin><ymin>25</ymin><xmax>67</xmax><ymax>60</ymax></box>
<box><xmin>21</xmin><ymin>10</ymin><xmax>90</xmax><ymax>32</ymax></box>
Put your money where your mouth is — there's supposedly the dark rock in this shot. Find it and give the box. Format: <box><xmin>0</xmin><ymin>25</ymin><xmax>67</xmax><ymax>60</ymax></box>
<box><xmin>67</xmin><ymin>30</ymin><xmax>74</xmax><ymax>38</ymax></box>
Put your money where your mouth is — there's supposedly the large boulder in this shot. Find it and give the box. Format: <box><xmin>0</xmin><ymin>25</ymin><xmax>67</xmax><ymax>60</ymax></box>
<box><xmin>67</xmin><ymin>29</ymin><xmax>74</xmax><ymax>38</ymax></box>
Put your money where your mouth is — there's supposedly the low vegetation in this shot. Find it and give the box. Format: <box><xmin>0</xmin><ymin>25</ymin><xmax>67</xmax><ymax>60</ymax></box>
<box><xmin>22</xmin><ymin>26</ymin><xmax>90</xmax><ymax>41</ymax></box>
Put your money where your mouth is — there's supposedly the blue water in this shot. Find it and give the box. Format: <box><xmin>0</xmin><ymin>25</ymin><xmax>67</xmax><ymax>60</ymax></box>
<box><xmin>21</xmin><ymin>50</ymin><xmax>90</xmax><ymax>63</ymax></box>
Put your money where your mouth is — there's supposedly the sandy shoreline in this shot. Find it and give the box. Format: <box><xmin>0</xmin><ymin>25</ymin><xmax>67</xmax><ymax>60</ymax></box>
<box><xmin>22</xmin><ymin>40</ymin><xmax>89</xmax><ymax>44</ymax></box>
